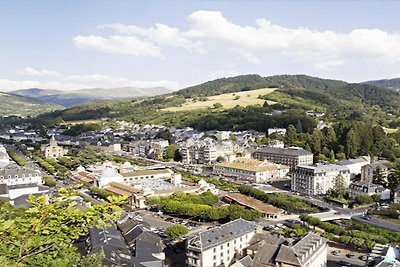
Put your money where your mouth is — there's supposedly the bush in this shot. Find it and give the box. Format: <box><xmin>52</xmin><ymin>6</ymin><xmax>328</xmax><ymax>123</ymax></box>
<box><xmin>8</xmin><ymin>151</ymin><xmax>27</xmax><ymax>166</ymax></box>
<box><xmin>43</xmin><ymin>176</ymin><xmax>56</xmax><ymax>187</ymax></box>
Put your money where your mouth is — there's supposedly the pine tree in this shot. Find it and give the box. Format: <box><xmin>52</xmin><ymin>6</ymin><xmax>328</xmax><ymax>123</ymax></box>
<box><xmin>345</xmin><ymin>128</ymin><xmax>359</xmax><ymax>159</ymax></box>
<box><xmin>372</xmin><ymin>167</ymin><xmax>387</xmax><ymax>187</ymax></box>
<box><xmin>332</xmin><ymin>174</ymin><xmax>347</xmax><ymax>197</ymax></box>
<box><xmin>285</xmin><ymin>124</ymin><xmax>298</xmax><ymax>146</ymax></box>
<box><xmin>310</xmin><ymin>128</ymin><xmax>323</xmax><ymax>155</ymax></box>
<box><xmin>325</xmin><ymin>127</ymin><xmax>337</xmax><ymax>150</ymax></box>
<box><xmin>329</xmin><ymin>150</ymin><xmax>335</xmax><ymax>163</ymax></box>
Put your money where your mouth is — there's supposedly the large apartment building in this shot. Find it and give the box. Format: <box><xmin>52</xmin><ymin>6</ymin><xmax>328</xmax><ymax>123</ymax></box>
<box><xmin>186</xmin><ymin>219</ymin><xmax>256</xmax><ymax>267</ymax></box>
<box><xmin>181</xmin><ymin>144</ymin><xmax>218</xmax><ymax>164</ymax></box>
<box><xmin>252</xmin><ymin>147</ymin><xmax>313</xmax><ymax>170</ymax></box>
<box><xmin>291</xmin><ymin>164</ymin><xmax>351</xmax><ymax>196</ymax></box>
<box><xmin>361</xmin><ymin>161</ymin><xmax>389</xmax><ymax>184</ymax></box>
<box><xmin>213</xmin><ymin>158</ymin><xmax>290</xmax><ymax>183</ymax></box>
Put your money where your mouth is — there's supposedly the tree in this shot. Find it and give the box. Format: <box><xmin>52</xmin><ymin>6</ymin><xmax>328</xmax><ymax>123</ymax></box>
<box><xmin>325</xmin><ymin>127</ymin><xmax>337</xmax><ymax>150</ymax></box>
<box><xmin>345</xmin><ymin>128</ymin><xmax>359</xmax><ymax>159</ymax></box>
<box><xmin>310</xmin><ymin>129</ymin><xmax>323</xmax><ymax>155</ymax></box>
<box><xmin>216</xmin><ymin>156</ymin><xmax>225</xmax><ymax>162</ymax></box>
<box><xmin>296</xmin><ymin>120</ymin><xmax>303</xmax><ymax>133</ymax></box>
<box><xmin>213</xmin><ymin>102</ymin><xmax>223</xmax><ymax>109</ymax></box>
<box><xmin>0</xmin><ymin>187</ymin><xmax>126</xmax><ymax>265</ymax></box>
<box><xmin>284</xmin><ymin>125</ymin><xmax>298</xmax><ymax>146</ymax></box>
<box><xmin>229</xmin><ymin>135</ymin><xmax>237</xmax><ymax>142</ymax></box>
<box><xmin>164</xmin><ymin>144</ymin><xmax>178</xmax><ymax>161</ymax></box>
<box><xmin>331</xmin><ymin>174</ymin><xmax>347</xmax><ymax>197</ymax></box>
<box><xmin>329</xmin><ymin>150</ymin><xmax>335</xmax><ymax>163</ymax></box>
<box><xmin>372</xmin><ymin>167</ymin><xmax>387</xmax><ymax>187</ymax></box>
<box><xmin>340</xmin><ymin>235</ymin><xmax>352</xmax><ymax>245</ymax></box>
<box><xmin>164</xmin><ymin>225</ymin><xmax>188</xmax><ymax>239</ymax></box>
<box><xmin>388</xmin><ymin>163</ymin><xmax>400</xmax><ymax>194</ymax></box>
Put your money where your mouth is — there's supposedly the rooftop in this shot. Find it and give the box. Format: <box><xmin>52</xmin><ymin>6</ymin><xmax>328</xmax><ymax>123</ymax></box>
<box><xmin>188</xmin><ymin>218</ymin><xmax>255</xmax><ymax>251</ymax></box>
<box><xmin>226</xmin><ymin>193</ymin><xmax>283</xmax><ymax>215</ymax></box>
<box><xmin>254</xmin><ymin>147</ymin><xmax>313</xmax><ymax>156</ymax></box>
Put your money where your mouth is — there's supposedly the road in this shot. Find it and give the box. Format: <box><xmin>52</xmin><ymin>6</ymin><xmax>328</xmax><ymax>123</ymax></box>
<box><xmin>353</xmin><ymin>215</ymin><xmax>400</xmax><ymax>232</ymax></box>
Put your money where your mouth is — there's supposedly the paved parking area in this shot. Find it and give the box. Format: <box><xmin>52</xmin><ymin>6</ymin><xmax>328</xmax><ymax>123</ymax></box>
<box><xmin>327</xmin><ymin>241</ymin><xmax>368</xmax><ymax>267</ymax></box>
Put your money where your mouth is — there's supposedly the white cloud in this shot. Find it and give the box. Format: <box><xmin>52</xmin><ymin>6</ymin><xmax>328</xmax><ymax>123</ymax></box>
<box><xmin>73</xmin><ymin>35</ymin><xmax>162</xmax><ymax>57</ymax></box>
<box><xmin>0</xmin><ymin>72</ymin><xmax>179</xmax><ymax>92</ymax></box>
<box><xmin>73</xmin><ymin>10</ymin><xmax>400</xmax><ymax>68</ymax></box>
<box><xmin>19</xmin><ymin>67</ymin><xmax>60</xmax><ymax>77</ymax></box>
<box><xmin>206</xmin><ymin>70</ymin><xmax>241</xmax><ymax>80</ymax></box>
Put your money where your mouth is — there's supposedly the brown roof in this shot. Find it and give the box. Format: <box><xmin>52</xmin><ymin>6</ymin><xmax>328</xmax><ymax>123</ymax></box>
<box><xmin>215</xmin><ymin>158</ymin><xmax>289</xmax><ymax>172</ymax></box>
<box><xmin>226</xmin><ymin>193</ymin><xmax>283</xmax><ymax>215</ymax></box>
<box><xmin>104</xmin><ymin>182</ymin><xmax>140</xmax><ymax>196</ymax></box>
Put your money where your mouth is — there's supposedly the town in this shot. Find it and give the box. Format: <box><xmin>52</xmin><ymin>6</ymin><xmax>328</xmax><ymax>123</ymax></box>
<box><xmin>0</xmin><ymin>119</ymin><xmax>399</xmax><ymax>267</ymax></box>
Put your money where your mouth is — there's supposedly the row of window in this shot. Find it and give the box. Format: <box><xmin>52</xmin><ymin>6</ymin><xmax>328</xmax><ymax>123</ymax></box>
<box><xmin>0</xmin><ymin>173</ymin><xmax>39</xmax><ymax>179</ymax></box>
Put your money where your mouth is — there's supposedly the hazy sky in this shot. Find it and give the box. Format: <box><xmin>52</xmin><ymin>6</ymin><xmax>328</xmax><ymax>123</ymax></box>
<box><xmin>1</xmin><ymin>0</ymin><xmax>400</xmax><ymax>91</ymax></box>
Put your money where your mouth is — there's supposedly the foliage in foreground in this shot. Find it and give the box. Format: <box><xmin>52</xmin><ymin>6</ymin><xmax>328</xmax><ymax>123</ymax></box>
<box><xmin>0</xmin><ymin>187</ymin><xmax>126</xmax><ymax>266</ymax></box>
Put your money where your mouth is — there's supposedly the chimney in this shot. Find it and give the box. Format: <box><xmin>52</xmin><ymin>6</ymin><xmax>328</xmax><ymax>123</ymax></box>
<box><xmin>119</xmin><ymin>163</ymin><xmax>124</xmax><ymax>174</ymax></box>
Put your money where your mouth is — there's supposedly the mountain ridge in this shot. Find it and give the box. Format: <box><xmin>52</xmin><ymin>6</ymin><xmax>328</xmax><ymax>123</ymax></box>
<box><xmin>10</xmin><ymin>86</ymin><xmax>173</xmax><ymax>107</ymax></box>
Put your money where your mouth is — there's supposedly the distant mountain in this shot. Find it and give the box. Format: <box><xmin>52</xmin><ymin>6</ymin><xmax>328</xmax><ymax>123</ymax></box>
<box><xmin>363</xmin><ymin>78</ymin><xmax>400</xmax><ymax>90</ymax></box>
<box><xmin>11</xmin><ymin>87</ymin><xmax>173</xmax><ymax>107</ymax></box>
<box><xmin>0</xmin><ymin>92</ymin><xmax>62</xmax><ymax>117</ymax></box>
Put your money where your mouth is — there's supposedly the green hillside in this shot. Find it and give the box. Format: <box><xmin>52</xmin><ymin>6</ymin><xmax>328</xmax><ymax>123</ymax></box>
<box><xmin>0</xmin><ymin>92</ymin><xmax>62</xmax><ymax>117</ymax></box>
<box><xmin>363</xmin><ymin>77</ymin><xmax>400</xmax><ymax>90</ymax></box>
<box><xmin>30</xmin><ymin>74</ymin><xmax>400</xmax><ymax>130</ymax></box>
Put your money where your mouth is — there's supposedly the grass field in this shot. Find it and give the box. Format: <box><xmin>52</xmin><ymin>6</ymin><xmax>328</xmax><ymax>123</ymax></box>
<box><xmin>383</xmin><ymin>127</ymin><xmax>399</xmax><ymax>133</ymax></box>
<box><xmin>164</xmin><ymin>88</ymin><xmax>276</xmax><ymax>112</ymax></box>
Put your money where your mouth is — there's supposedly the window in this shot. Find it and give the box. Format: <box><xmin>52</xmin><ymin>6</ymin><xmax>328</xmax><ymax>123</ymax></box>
<box><xmin>213</xmin><ymin>248</ymin><xmax>216</xmax><ymax>253</ymax></box>
<box><xmin>220</xmin><ymin>245</ymin><xmax>223</xmax><ymax>249</ymax></box>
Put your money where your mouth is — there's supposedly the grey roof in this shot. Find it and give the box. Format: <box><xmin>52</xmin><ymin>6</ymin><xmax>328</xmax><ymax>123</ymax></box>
<box><xmin>189</xmin><ymin>218</ymin><xmax>256</xmax><ymax>251</ymax></box>
<box><xmin>292</xmin><ymin>233</ymin><xmax>327</xmax><ymax>265</ymax></box>
<box><xmin>297</xmin><ymin>163</ymin><xmax>349</xmax><ymax>173</ymax></box>
<box><xmin>367</xmin><ymin>161</ymin><xmax>389</xmax><ymax>170</ymax></box>
<box><xmin>0</xmin><ymin>164</ymin><xmax>41</xmax><ymax>178</ymax></box>
<box><xmin>254</xmin><ymin>147</ymin><xmax>313</xmax><ymax>157</ymax></box>
<box><xmin>88</xmin><ymin>226</ymin><xmax>129</xmax><ymax>252</ymax></box>
<box><xmin>338</xmin><ymin>156</ymin><xmax>369</xmax><ymax>166</ymax></box>
<box><xmin>253</xmin><ymin>243</ymin><xmax>281</xmax><ymax>266</ymax></box>
<box><xmin>238</xmin><ymin>255</ymin><xmax>253</xmax><ymax>267</ymax></box>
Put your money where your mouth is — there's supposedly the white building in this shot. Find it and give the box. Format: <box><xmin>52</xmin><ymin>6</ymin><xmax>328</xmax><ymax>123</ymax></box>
<box><xmin>186</xmin><ymin>219</ymin><xmax>256</xmax><ymax>267</ymax></box>
<box><xmin>267</xmin><ymin>128</ymin><xmax>286</xmax><ymax>136</ymax></box>
<box><xmin>361</xmin><ymin>161</ymin><xmax>389</xmax><ymax>184</ymax></box>
<box><xmin>394</xmin><ymin>186</ymin><xmax>400</xmax><ymax>204</ymax></box>
<box><xmin>348</xmin><ymin>181</ymin><xmax>390</xmax><ymax>200</ymax></box>
<box><xmin>292</xmin><ymin>164</ymin><xmax>351</xmax><ymax>196</ymax></box>
<box><xmin>250</xmin><ymin>233</ymin><xmax>327</xmax><ymax>267</ymax></box>
<box><xmin>338</xmin><ymin>156</ymin><xmax>371</xmax><ymax>179</ymax></box>
<box><xmin>0</xmin><ymin>145</ymin><xmax>10</xmax><ymax>168</ymax></box>
<box><xmin>0</xmin><ymin>164</ymin><xmax>47</xmax><ymax>205</ymax></box>
<box><xmin>213</xmin><ymin>158</ymin><xmax>289</xmax><ymax>183</ymax></box>
<box><xmin>40</xmin><ymin>135</ymin><xmax>67</xmax><ymax>159</ymax></box>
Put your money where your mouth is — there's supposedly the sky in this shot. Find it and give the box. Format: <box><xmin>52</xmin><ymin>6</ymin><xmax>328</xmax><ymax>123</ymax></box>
<box><xmin>1</xmin><ymin>0</ymin><xmax>400</xmax><ymax>92</ymax></box>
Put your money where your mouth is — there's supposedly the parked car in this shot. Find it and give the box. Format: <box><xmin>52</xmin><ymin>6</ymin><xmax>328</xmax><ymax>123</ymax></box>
<box><xmin>346</xmin><ymin>253</ymin><xmax>355</xmax><ymax>258</ymax></box>
<box><xmin>332</xmin><ymin>250</ymin><xmax>341</xmax><ymax>256</ymax></box>
<box><xmin>360</xmin><ymin>255</ymin><xmax>369</xmax><ymax>261</ymax></box>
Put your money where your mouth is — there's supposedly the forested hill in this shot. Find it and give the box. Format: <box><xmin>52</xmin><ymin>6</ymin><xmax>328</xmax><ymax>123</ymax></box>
<box><xmin>0</xmin><ymin>92</ymin><xmax>62</xmax><ymax>116</ymax></box>
<box><xmin>176</xmin><ymin>74</ymin><xmax>271</xmax><ymax>97</ymax></box>
<box><xmin>363</xmin><ymin>78</ymin><xmax>400</xmax><ymax>90</ymax></box>
<box><xmin>27</xmin><ymin>74</ymin><xmax>400</xmax><ymax>130</ymax></box>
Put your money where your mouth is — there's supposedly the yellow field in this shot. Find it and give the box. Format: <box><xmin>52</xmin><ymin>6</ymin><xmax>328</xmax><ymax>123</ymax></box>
<box><xmin>383</xmin><ymin>127</ymin><xmax>399</xmax><ymax>133</ymax></box>
<box><xmin>61</xmin><ymin>119</ymin><xmax>102</xmax><ymax>125</ymax></box>
<box><xmin>164</xmin><ymin>88</ymin><xmax>277</xmax><ymax>112</ymax></box>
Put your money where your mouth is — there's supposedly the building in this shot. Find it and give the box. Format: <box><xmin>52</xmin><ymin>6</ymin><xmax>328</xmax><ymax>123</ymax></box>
<box><xmin>223</xmin><ymin>193</ymin><xmax>284</xmax><ymax>219</ymax></box>
<box><xmin>291</xmin><ymin>164</ymin><xmax>351</xmax><ymax>196</ymax></box>
<box><xmin>40</xmin><ymin>135</ymin><xmax>67</xmax><ymax>158</ymax></box>
<box><xmin>252</xmin><ymin>147</ymin><xmax>313</xmax><ymax>170</ymax></box>
<box><xmin>349</xmin><ymin>181</ymin><xmax>391</xmax><ymax>200</ymax></box>
<box><xmin>361</xmin><ymin>161</ymin><xmax>389</xmax><ymax>184</ymax></box>
<box><xmin>88</xmin><ymin>142</ymin><xmax>121</xmax><ymax>153</ymax></box>
<box><xmin>213</xmin><ymin>158</ymin><xmax>289</xmax><ymax>183</ymax></box>
<box><xmin>0</xmin><ymin>145</ymin><xmax>10</xmax><ymax>168</ymax></box>
<box><xmin>337</xmin><ymin>156</ymin><xmax>371</xmax><ymax>179</ymax></box>
<box><xmin>0</xmin><ymin>164</ymin><xmax>48</xmax><ymax>206</ymax></box>
<box><xmin>181</xmin><ymin>143</ymin><xmax>218</xmax><ymax>164</ymax></box>
<box><xmin>267</xmin><ymin>128</ymin><xmax>286</xmax><ymax>136</ymax></box>
<box><xmin>248</xmin><ymin>233</ymin><xmax>327</xmax><ymax>267</ymax></box>
<box><xmin>394</xmin><ymin>186</ymin><xmax>400</xmax><ymax>204</ymax></box>
<box><xmin>369</xmin><ymin>244</ymin><xmax>400</xmax><ymax>267</ymax></box>
<box><xmin>186</xmin><ymin>219</ymin><xmax>256</xmax><ymax>267</ymax></box>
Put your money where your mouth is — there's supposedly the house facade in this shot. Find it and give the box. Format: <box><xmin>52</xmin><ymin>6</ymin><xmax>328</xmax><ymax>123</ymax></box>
<box><xmin>252</xmin><ymin>147</ymin><xmax>313</xmax><ymax>170</ymax></box>
<box><xmin>40</xmin><ymin>135</ymin><xmax>67</xmax><ymax>159</ymax></box>
<box><xmin>186</xmin><ymin>219</ymin><xmax>256</xmax><ymax>267</ymax></box>
<box><xmin>291</xmin><ymin>164</ymin><xmax>351</xmax><ymax>196</ymax></box>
